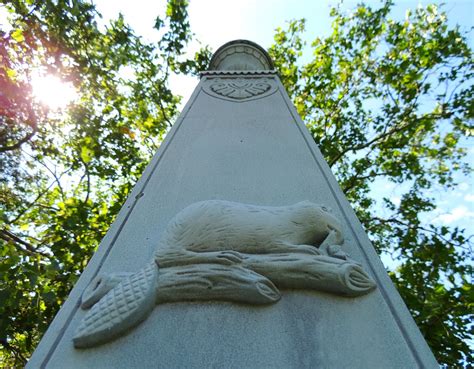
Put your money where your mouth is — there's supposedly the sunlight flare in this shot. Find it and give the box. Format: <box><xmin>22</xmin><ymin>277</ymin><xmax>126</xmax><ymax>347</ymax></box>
<box><xmin>31</xmin><ymin>74</ymin><xmax>78</xmax><ymax>109</ymax></box>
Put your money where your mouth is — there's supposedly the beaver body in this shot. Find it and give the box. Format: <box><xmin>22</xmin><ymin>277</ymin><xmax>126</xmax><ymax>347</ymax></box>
<box><xmin>155</xmin><ymin>200</ymin><xmax>343</xmax><ymax>265</ymax></box>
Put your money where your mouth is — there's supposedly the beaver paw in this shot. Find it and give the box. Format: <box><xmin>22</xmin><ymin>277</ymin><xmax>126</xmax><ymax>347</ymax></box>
<box><xmin>297</xmin><ymin>244</ymin><xmax>323</xmax><ymax>256</ymax></box>
<box><xmin>327</xmin><ymin>244</ymin><xmax>348</xmax><ymax>260</ymax></box>
<box><xmin>216</xmin><ymin>250</ymin><xmax>243</xmax><ymax>265</ymax></box>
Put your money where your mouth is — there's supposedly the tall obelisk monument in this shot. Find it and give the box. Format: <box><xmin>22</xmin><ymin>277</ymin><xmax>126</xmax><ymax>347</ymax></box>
<box><xmin>28</xmin><ymin>40</ymin><xmax>437</xmax><ymax>369</ymax></box>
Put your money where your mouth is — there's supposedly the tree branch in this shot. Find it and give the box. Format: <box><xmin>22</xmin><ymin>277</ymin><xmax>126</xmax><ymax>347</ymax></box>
<box><xmin>342</xmin><ymin>170</ymin><xmax>393</xmax><ymax>194</ymax></box>
<box><xmin>328</xmin><ymin>118</ymin><xmax>412</xmax><ymax>167</ymax></box>
<box><xmin>0</xmin><ymin>229</ymin><xmax>49</xmax><ymax>257</ymax></box>
<box><xmin>7</xmin><ymin>179</ymin><xmax>57</xmax><ymax>225</ymax></box>
<box><xmin>370</xmin><ymin>216</ymin><xmax>471</xmax><ymax>249</ymax></box>
<box><xmin>0</xmin><ymin>338</ymin><xmax>27</xmax><ymax>366</ymax></box>
<box><xmin>0</xmin><ymin>124</ymin><xmax>37</xmax><ymax>153</ymax></box>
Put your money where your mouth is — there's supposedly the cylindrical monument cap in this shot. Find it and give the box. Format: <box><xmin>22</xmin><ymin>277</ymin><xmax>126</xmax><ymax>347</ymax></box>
<box><xmin>208</xmin><ymin>40</ymin><xmax>274</xmax><ymax>71</ymax></box>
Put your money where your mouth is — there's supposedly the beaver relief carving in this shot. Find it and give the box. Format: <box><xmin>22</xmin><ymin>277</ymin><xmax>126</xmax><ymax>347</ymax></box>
<box><xmin>73</xmin><ymin>200</ymin><xmax>377</xmax><ymax>349</ymax></box>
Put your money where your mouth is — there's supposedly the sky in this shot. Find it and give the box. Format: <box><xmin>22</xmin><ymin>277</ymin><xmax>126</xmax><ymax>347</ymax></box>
<box><xmin>95</xmin><ymin>0</ymin><xmax>473</xmax><ymax>100</ymax></box>
<box><xmin>93</xmin><ymin>0</ymin><xmax>474</xmax><ymax>247</ymax></box>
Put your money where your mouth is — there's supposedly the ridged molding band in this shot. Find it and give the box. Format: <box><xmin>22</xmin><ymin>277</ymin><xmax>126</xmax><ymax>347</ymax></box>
<box><xmin>207</xmin><ymin>40</ymin><xmax>275</xmax><ymax>72</ymax></box>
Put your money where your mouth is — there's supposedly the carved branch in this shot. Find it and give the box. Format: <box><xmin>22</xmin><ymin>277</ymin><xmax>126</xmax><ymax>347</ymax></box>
<box><xmin>155</xmin><ymin>253</ymin><xmax>375</xmax><ymax>300</ymax></box>
<box><xmin>242</xmin><ymin>253</ymin><xmax>375</xmax><ymax>297</ymax></box>
<box><xmin>155</xmin><ymin>264</ymin><xmax>280</xmax><ymax>305</ymax></box>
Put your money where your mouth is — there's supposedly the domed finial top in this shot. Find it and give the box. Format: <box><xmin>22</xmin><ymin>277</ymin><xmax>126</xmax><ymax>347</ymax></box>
<box><xmin>208</xmin><ymin>40</ymin><xmax>274</xmax><ymax>71</ymax></box>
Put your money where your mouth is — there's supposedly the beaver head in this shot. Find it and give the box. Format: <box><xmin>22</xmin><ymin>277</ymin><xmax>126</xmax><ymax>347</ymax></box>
<box><xmin>292</xmin><ymin>201</ymin><xmax>343</xmax><ymax>245</ymax></box>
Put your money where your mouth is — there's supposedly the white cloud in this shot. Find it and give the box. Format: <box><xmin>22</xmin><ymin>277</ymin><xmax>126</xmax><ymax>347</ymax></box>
<box><xmin>464</xmin><ymin>194</ymin><xmax>474</xmax><ymax>202</ymax></box>
<box><xmin>433</xmin><ymin>206</ymin><xmax>474</xmax><ymax>225</ymax></box>
<box><xmin>390</xmin><ymin>196</ymin><xmax>401</xmax><ymax>206</ymax></box>
<box><xmin>458</xmin><ymin>182</ymin><xmax>470</xmax><ymax>191</ymax></box>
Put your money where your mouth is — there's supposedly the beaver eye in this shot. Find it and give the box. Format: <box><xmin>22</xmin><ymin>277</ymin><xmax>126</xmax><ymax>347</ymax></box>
<box><xmin>321</xmin><ymin>206</ymin><xmax>328</xmax><ymax>212</ymax></box>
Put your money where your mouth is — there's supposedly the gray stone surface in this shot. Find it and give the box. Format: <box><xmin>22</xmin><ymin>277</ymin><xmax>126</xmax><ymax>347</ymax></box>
<box><xmin>28</xmin><ymin>40</ymin><xmax>438</xmax><ymax>369</ymax></box>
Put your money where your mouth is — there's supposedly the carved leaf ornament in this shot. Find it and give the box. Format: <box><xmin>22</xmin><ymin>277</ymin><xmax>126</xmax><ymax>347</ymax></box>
<box><xmin>203</xmin><ymin>78</ymin><xmax>277</xmax><ymax>102</ymax></box>
<box><xmin>211</xmin><ymin>79</ymin><xmax>271</xmax><ymax>99</ymax></box>
<box><xmin>74</xmin><ymin>200</ymin><xmax>377</xmax><ymax>348</ymax></box>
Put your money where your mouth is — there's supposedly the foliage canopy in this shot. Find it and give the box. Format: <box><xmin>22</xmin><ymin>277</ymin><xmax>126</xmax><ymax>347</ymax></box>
<box><xmin>0</xmin><ymin>0</ymin><xmax>472</xmax><ymax>368</ymax></box>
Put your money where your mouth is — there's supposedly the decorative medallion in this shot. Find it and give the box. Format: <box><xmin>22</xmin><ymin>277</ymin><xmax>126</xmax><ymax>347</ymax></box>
<box><xmin>203</xmin><ymin>78</ymin><xmax>277</xmax><ymax>102</ymax></box>
<box><xmin>74</xmin><ymin>200</ymin><xmax>377</xmax><ymax>349</ymax></box>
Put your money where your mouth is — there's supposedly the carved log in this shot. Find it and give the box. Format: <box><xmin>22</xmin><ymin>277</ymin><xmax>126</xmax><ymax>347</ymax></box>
<box><xmin>241</xmin><ymin>253</ymin><xmax>376</xmax><ymax>297</ymax></box>
<box><xmin>155</xmin><ymin>264</ymin><xmax>281</xmax><ymax>305</ymax></box>
<box><xmin>154</xmin><ymin>253</ymin><xmax>375</xmax><ymax>299</ymax></box>
<box><xmin>155</xmin><ymin>250</ymin><xmax>376</xmax><ymax>298</ymax></box>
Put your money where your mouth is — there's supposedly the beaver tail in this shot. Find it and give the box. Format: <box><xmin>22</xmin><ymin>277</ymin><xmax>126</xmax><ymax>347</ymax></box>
<box><xmin>73</xmin><ymin>262</ymin><xmax>158</xmax><ymax>348</ymax></box>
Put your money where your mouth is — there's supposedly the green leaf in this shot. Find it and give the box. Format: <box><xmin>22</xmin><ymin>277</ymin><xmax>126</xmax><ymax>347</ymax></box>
<box><xmin>80</xmin><ymin>146</ymin><xmax>93</xmax><ymax>163</ymax></box>
<box><xmin>11</xmin><ymin>29</ymin><xmax>24</xmax><ymax>43</ymax></box>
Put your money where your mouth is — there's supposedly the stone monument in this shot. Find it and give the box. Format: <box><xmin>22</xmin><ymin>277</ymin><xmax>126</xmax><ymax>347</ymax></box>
<box><xmin>27</xmin><ymin>40</ymin><xmax>438</xmax><ymax>368</ymax></box>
